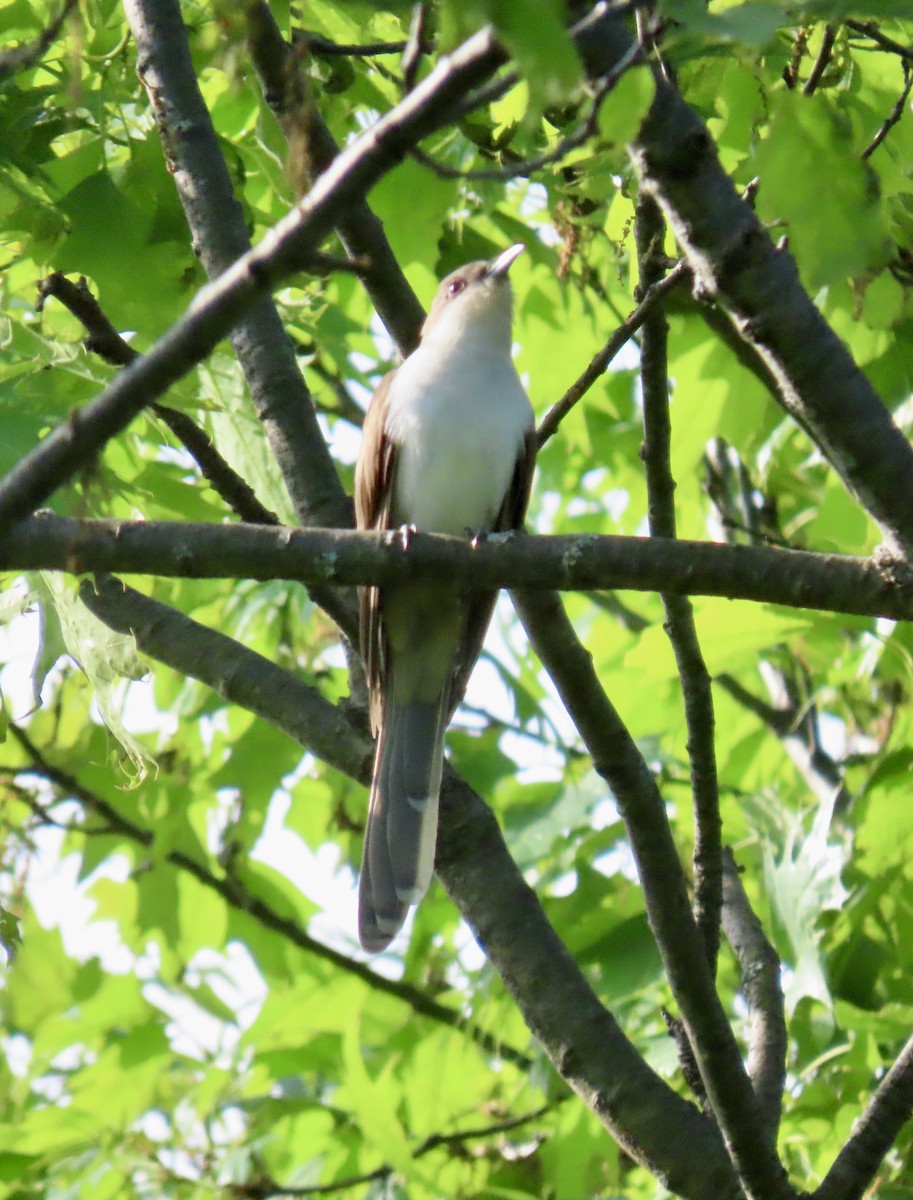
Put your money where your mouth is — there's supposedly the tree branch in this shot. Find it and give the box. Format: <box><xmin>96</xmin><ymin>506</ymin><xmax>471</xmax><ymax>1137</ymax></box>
<box><xmin>435</xmin><ymin>766</ymin><xmax>741</xmax><ymax>1200</ymax></box>
<box><xmin>512</xmin><ymin>588</ymin><xmax>795</xmax><ymax>1200</ymax></box>
<box><xmin>569</xmin><ymin>5</ymin><xmax>913</xmax><ymax>556</ymax></box>
<box><xmin>636</xmin><ymin>192</ymin><xmax>723</xmax><ymax>974</ymax></box>
<box><xmin>73</xmin><ymin>574</ymin><xmax>740</xmax><ymax>1195</ymax></box>
<box><xmin>123</xmin><ymin>0</ymin><xmax>349</xmax><ymax>529</ymax></box>
<box><xmin>7</xmin><ymin>716</ymin><xmax>530</xmax><ymax>1066</ymax></box>
<box><xmin>0</xmin><ymin>24</ymin><xmax>507</xmax><ymax>536</ymax></box>
<box><xmin>536</xmin><ymin>260</ymin><xmax>690</xmax><ymax>449</ymax></box>
<box><xmin>721</xmin><ymin>848</ymin><xmax>786</xmax><ymax>1137</ymax></box>
<box><xmin>0</xmin><ymin>0</ymin><xmax>77</xmax><ymax>79</ymax></box>
<box><xmin>36</xmin><ymin>273</ymin><xmax>281</xmax><ymax>527</ymax></box>
<box><xmin>243</xmin><ymin>0</ymin><xmax>427</xmax><ymax>356</ymax></box>
<box><xmin>4</xmin><ymin>515</ymin><xmax>913</xmax><ymax>621</ymax></box>
<box><xmin>814</xmin><ymin>1033</ymin><xmax>913</xmax><ymax>1200</ymax></box>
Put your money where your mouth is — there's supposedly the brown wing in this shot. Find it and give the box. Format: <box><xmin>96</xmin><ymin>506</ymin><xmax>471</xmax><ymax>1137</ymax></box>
<box><xmin>355</xmin><ymin>370</ymin><xmax>399</xmax><ymax>734</ymax></box>
<box><xmin>448</xmin><ymin>426</ymin><xmax>537</xmax><ymax>718</ymax></box>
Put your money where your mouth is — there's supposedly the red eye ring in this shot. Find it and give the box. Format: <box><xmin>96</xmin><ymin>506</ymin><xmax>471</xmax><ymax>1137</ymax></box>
<box><xmin>447</xmin><ymin>278</ymin><xmax>466</xmax><ymax>297</ymax></box>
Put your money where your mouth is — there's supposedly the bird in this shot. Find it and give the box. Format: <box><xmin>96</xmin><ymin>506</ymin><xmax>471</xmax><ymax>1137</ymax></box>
<box><xmin>354</xmin><ymin>243</ymin><xmax>536</xmax><ymax>952</ymax></box>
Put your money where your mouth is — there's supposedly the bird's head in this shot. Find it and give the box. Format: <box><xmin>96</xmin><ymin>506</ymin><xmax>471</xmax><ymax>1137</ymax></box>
<box><xmin>420</xmin><ymin>243</ymin><xmax>524</xmax><ymax>353</ymax></box>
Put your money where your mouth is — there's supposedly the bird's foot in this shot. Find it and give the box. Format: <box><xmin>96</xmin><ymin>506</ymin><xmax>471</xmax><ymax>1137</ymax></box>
<box><xmin>397</xmin><ymin>523</ymin><xmax>418</xmax><ymax>550</ymax></box>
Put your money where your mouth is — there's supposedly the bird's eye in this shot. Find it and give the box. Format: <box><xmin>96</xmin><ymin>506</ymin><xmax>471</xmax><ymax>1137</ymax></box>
<box><xmin>447</xmin><ymin>278</ymin><xmax>466</xmax><ymax>298</ymax></box>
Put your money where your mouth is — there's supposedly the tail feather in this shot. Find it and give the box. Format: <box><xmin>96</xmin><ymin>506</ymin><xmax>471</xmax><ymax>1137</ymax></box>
<box><xmin>358</xmin><ymin>696</ymin><xmax>447</xmax><ymax>952</ymax></box>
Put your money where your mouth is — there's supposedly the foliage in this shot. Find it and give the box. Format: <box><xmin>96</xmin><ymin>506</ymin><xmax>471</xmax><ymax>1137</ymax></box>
<box><xmin>1</xmin><ymin>0</ymin><xmax>913</xmax><ymax>1198</ymax></box>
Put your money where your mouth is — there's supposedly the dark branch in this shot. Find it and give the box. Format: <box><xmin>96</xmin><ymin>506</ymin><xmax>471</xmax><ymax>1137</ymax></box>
<box><xmin>124</xmin><ymin>0</ymin><xmax>349</xmax><ymax>529</ymax></box>
<box><xmin>862</xmin><ymin>63</ymin><xmax>913</xmax><ymax>160</ymax></box>
<box><xmin>0</xmin><ymin>24</ymin><xmax>506</xmax><ymax>534</ymax></box>
<box><xmin>802</xmin><ymin>24</ymin><xmax>837</xmax><ymax>95</ymax></box>
<box><xmin>721</xmin><ymin>849</ymin><xmax>786</xmax><ymax>1137</ymax></box>
<box><xmin>0</xmin><ymin>0</ymin><xmax>77</xmax><ymax>79</ymax></box>
<box><xmin>636</xmin><ymin>192</ymin><xmax>723</xmax><ymax>976</ymax></box>
<box><xmin>36</xmin><ymin>273</ymin><xmax>280</xmax><ymax>527</ymax></box>
<box><xmin>537</xmin><ymin>260</ymin><xmax>690</xmax><ymax>448</ymax></box>
<box><xmin>512</xmin><ymin>588</ymin><xmax>795</xmax><ymax>1200</ymax></box>
<box><xmin>4</xmin><ymin>514</ymin><xmax>913</xmax><ymax>622</ymax></box>
<box><xmin>814</xmin><ymin>1033</ymin><xmax>913</xmax><ymax>1200</ymax></box>
<box><xmin>846</xmin><ymin>20</ymin><xmax>913</xmax><ymax>64</ymax></box>
<box><xmin>244</xmin><ymin>0</ymin><xmax>427</xmax><ymax>355</ymax></box>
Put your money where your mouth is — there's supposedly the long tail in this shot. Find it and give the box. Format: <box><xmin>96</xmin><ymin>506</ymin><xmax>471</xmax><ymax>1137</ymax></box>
<box><xmin>358</xmin><ymin>693</ymin><xmax>448</xmax><ymax>952</ymax></box>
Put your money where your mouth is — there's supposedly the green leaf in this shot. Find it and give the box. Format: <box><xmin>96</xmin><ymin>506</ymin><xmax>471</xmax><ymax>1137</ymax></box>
<box><xmin>755</xmin><ymin>92</ymin><xmax>888</xmax><ymax>288</ymax></box>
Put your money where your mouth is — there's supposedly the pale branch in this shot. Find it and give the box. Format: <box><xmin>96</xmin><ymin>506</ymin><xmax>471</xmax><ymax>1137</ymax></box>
<box><xmin>434</xmin><ymin>765</ymin><xmax>740</xmax><ymax>1200</ymax></box>
<box><xmin>0</xmin><ymin>0</ymin><xmax>77</xmax><ymax>79</ymax></box>
<box><xmin>721</xmin><ymin>849</ymin><xmax>786</xmax><ymax>1138</ymax></box>
<box><xmin>814</xmin><ymin>1033</ymin><xmax>913</xmax><ymax>1200</ymax></box>
<box><xmin>0</xmin><ymin>25</ymin><xmax>506</xmax><ymax>535</ymax></box>
<box><xmin>512</xmin><ymin>588</ymin><xmax>796</xmax><ymax>1200</ymax></box>
<box><xmin>5</xmin><ymin>515</ymin><xmax>913</xmax><ymax>621</ymax></box>
<box><xmin>6</xmin><ymin>719</ymin><xmax>529</xmax><ymax>1067</ymax></box>
<box><xmin>123</xmin><ymin>0</ymin><xmax>349</xmax><ymax>530</ymax></box>
<box><xmin>569</xmin><ymin>3</ymin><xmax>913</xmax><ymax>556</ymax></box>
<box><xmin>75</xmin><ymin>575</ymin><xmax>736</xmax><ymax>1193</ymax></box>
<box><xmin>536</xmin><ymin>261</ymin><xmax>690</xmax><ymax>448</ymax></box>
<box><xmin>244</xmin><ymin>0</ymin><xmax>427</xmax><ymax>356</ymax></box>
<box><xmin>636</xmin><ymin>192</ymin><xmax>723</xmax><ymax>976</ymax></box>
<box><xmin>36</xmin><ymin>273</ymin><xmax>281</xmax><ymax>527</ymax></box>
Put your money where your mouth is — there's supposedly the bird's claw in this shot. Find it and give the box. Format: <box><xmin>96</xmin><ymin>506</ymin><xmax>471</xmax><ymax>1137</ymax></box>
<box><xmin>398</xmin><ymin>523</ymin><xmax>417</xmax><ymax>550</ymax></box>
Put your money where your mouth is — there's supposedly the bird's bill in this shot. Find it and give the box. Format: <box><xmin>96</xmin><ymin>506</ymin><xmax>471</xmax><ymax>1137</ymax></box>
<box><xmin>489</xmin><ymin>243</ymin><xmax>525</xmax><ymax>278</ymax></box>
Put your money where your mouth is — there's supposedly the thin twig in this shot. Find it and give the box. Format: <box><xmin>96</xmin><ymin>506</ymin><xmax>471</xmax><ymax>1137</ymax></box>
<box><xmin>239</xmin><ymin>1106</ymin><xmax>551</xmax><ymax>1197</ymax></box>
<box><xmin>537</xmin><ymin>260</ymin><xmax>690</xmax><ymax>448</ymax></box>
<box><xmin>401</xmin><ymin>3</ymin><xmax>431</xmax><ymax>92</ymax></box>
<box><xmin>7</xmin><ymin>714</ymin><xmax>530</xmax><ymax>1069</ymax></box>
<box><xmin>0</xmin><ymin>0</ymin><xmax>77</xmax><ymax>78</ymax></box>
<box><xmin>862</xmin><ymin>64</ymin><xmax>913</xmax><ymax>159</ymax></box>
<box><xmin>292</xmin><ymin>32</ymin><xmax>409</xmax><ymax>57</ymax></box>
<box><xmin>36</xmin><ymin>272</ymin><xmax>280</xmax><ymax>527</ymax></box>
<box><xmin>846</xmin><ymin>20</ymin><xmax>913</xmax><ymax>64</ymax></box>
<box><xmin>415</xmin><ymin>41</ymin><xmax>643</xmax><ymax>183</ymax></box>
<box><xmin>803</xmin><ymin>24</ymin><xmax>837</xmax><ymax>95</ymax></box>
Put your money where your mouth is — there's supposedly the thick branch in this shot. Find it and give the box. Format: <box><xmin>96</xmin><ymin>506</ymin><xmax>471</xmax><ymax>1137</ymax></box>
<box><xmin>74</xmin><ymin>576</ymin><xmax>738</xmax><ymax>1196</ymax></box>
<box><xmin>721</xmin><ymin>849</ymin><xmax>786</xmax><ymax>1136</ymax></box>
<box><xmin>578</xmin><ymin>10</ymin><xmax>913</xmax><ymax>555</ymax></box>
<box><xmin>0</xmin><ymin>26</ymin><xmax>505</xmax><ymax>535</ymax></box>
<box><xmin>4</xmin><ymin>515</ymin><xmax>913</xmax><ymax>620</ymax></box>
<box><xmin>815</xmin><ymin>1033</ymin><xmax>913</xmax><ymax>1200</ymax></box>
<box><xmin>124</xmin><ymin>0</ymin><xmax>348</xmax><ymax>528</ymax></box>
<box><xmin>435</xmin><ymin>768</ymin><xmax>740</xmax><ymax>1200</ymax></box>
<box><xmin>636</xmin><ymin>192</ymin><xmax>723</xmax><ymax>974</ymax></box>
<box><xmin>512</xmin><ymin>588</ymin><xmax>795</xmax><ymax>1200</ymax></box>
<box><xmin>244</xmin><ymin>0</ymin><xmax>427</xmax><ymax>355</ymax></box>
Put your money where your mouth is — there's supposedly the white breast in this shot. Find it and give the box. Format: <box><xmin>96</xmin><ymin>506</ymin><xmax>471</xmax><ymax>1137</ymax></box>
<box><xmin>384</xmin><ymin>342</ymin><xmax>533</xmax><ymax>534</ymax></box>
